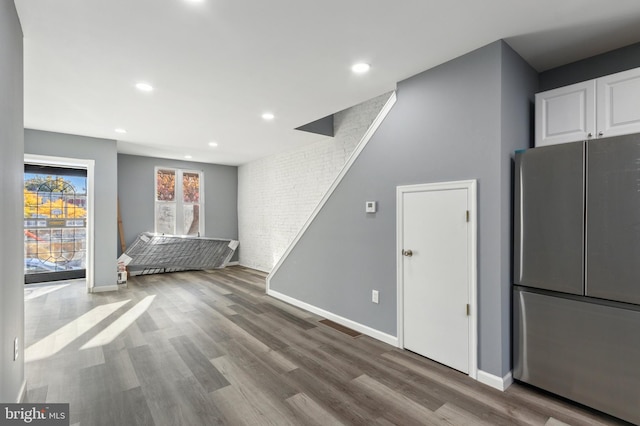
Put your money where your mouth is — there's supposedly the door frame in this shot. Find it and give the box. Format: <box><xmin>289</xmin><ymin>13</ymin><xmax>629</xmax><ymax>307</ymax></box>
<box><xmin>24</xmin><ymin>154</ymin><xmax>95</xmax><ymax>292</ymax></box>
<box><xmin>396</xmin><ymin>180</ymin><xmax>477</xmax><ymax>379</ymax></box>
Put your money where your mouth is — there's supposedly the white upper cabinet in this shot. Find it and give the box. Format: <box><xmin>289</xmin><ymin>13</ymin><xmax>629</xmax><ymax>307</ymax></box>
<box><xmin>596</xmin><ymin>67</ymin><xmax>640</xmax><ymax>138</ymax></box>
<box><xmin>535</xmin><ymin>80</ymin><xmax>595</xmax><ymax>147</ymax></box>
<box><xmin>535</xmin><ymin>67</ymin><xmax>640</xmax><ymax>147</ymax></box>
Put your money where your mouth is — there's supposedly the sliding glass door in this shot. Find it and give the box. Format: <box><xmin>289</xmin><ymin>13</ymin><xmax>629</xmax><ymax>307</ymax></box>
<box><xmin>24</xmin><ymin>164</ymin><xmax>87</xmax><ymax>284</ymax></box>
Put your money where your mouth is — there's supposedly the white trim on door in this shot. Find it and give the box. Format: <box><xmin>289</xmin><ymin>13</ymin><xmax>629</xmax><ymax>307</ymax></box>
<box><xmin>396</xmin><ymin>179</ymin><xmax>478</xmax><ymax>380</ymax></box>
<box><xmin>24</xmin><ymin>154</ymin><xmax>96</xmax><ymax>292</ymax></box>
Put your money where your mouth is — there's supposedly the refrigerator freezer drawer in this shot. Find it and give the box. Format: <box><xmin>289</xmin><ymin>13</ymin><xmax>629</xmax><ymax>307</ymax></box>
<box><xmin>587</xmin><ymin>135</ymin><xmax>640</xmax><ymax>305</ymax></box>
<box><xmin>513</xmin><ymin>287</ymin><xmax>640</xmax><ymax>425</ymax></box>
<box><xmin>514</xmin><ymin>142</ymin><xmax>585</xmax><ymax>295</ymax></box>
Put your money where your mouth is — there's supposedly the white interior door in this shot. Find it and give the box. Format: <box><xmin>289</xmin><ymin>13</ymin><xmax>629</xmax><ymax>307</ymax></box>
<box><xmin>398</xmin><ymin>181</ymin><xmax>476</xmax><ymax>375</ymax></box>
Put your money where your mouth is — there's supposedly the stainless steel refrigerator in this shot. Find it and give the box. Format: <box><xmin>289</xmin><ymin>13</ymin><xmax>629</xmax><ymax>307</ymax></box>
<box><xmin>513</xmin><ymin>134</ymin><xmax>640</xmax><ymax>425</ymax></box>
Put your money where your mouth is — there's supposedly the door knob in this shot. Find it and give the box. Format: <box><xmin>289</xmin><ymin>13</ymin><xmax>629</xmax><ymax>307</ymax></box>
<box><xmin>402</xmin><ymin>249</ymin><xmax>413</xmax><ymax>257</ymax></box>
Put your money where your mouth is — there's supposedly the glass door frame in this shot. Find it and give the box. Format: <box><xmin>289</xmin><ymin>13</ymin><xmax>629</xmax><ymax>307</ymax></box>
<box><xmin>24</xmin><ymin>154</ymin><xmax>95</xmax><ymax>292</ymax></box>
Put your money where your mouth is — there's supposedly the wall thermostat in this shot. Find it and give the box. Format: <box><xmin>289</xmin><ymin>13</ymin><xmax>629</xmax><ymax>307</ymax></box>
<box><xmin>365</xmin><ymin>201</ymin><xmax>377</xmax><ymax>213</ymax></box>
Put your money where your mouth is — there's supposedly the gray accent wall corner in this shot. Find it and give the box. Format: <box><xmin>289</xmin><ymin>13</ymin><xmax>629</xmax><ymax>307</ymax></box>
<box><xmin>498</xmin><ymin>42</ymin><xmax>538</xmax><ymax>374</ymax></box>
<box><xmin>0</xmin><ymin>1</ymin><xmax>24</xmax><ymax>402</ymax></box>
<box><xmin>269</xmin><ymin>40</ymin><xmax>536</xmax><ymax>379</ymax></box>
<box><xmin>24</xmin><ymin>130</ymin><xmax>118</xmax><ymax>289</ymax></box>
<box><xmin>539</xmin><ymin>41</ymin><xmax>640</xmax><ymax>91</ymax></box>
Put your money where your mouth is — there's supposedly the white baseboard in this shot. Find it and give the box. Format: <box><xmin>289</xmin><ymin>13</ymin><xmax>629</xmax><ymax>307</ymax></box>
<box><xmin>226</xmin><ymin>261</ymin><xmax>239</xmax><ymax>266</ymax></box>
<box><xmin>267</xmin><ymin>289</ymin><xmax>398</xmax><ymax>347</ymax></box>
<box><xmin>17</xmin><ymin>379</ymin><xmax>27</xmax><ymax>403</ymax></box>
<box><xmin>90</xmin><ymin>285</ymin><xmax>119</xmax><ymax>293</ymax></box>
<box><xmin>477</xmin><ymin>369</ymin><xmax>513</xmax><ymax>391</ymax></box>
<box><xmin>239</xmin><ymin>263</ymin><xmax>271</xmax><ymax>273</ymax></box>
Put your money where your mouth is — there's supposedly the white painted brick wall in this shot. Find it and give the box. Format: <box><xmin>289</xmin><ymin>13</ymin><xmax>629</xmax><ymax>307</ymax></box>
<box><xmin>238</xmin><ymin>92</ymin><xmax>392</xmax><ymax>272</ymax></box>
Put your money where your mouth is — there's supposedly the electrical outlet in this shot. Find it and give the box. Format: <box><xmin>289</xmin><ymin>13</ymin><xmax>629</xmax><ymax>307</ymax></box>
<box><xmin>372</xmin><ymin>290</ymin><xmax>379</xmax><ymax>304</ymax></box>
<box><xmin>14</xmin><ymin>337</ymin><xmax>19</xmax><ymax>361</ymax></box>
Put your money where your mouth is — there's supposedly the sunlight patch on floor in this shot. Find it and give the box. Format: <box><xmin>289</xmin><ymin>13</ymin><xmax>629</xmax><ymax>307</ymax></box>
<box><xmin>24</xmin><ymin>283</ymin><xmax>71</xmax><ymax>301</ymax></box>
<box><xmin>81</xmin><ymin>295</ymin><xmax>156</xmax><ymax>350</ymax></box>
<box><xmin>25</xmin><ymin>299</ymin><xmax>130</xmax><ymax>362</ymax></box>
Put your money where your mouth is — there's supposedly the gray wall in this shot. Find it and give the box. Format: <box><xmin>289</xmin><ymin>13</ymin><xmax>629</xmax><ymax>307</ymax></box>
<box><xmin>270</xmin><ymin>40</ymin><xmax>537</xmax><ymax>378</ymax></box>
<box><xmin>0</xmin><ymin>1</ymin><xmax>24</xmax><ymax>402</ymax></box>
<box><xmin>498</xmin><ymin>45</ymin><xmax>539</xmax><ymax>373</ymax></box>
<box><xmin>24</xmin><ymin>130</ymin><xmax>118</xmax><ymax>289</ymax></box>
<box><xmin>117</xmin><ymin>154</ymin><xmax>238</xmax><ymax>257</ymax></box>
<box><xmin>539</xmin><ymin>41</ymin><xmax>640</xmax><ymax>91</ymax></box>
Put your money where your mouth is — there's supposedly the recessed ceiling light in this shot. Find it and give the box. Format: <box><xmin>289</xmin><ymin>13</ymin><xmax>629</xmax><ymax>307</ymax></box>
<box><xmin>135</xmin><ymin>82</ymin><xmax>154</xmax><ymax>92</ymax></box>
<box><xmin>351</xmin><ymin>63</ymin><xmax>371</xmax><ymax>74</ymax></box>
<box><xmin>184</xmin><ymin>155</ymin><xmax>192</xmax><ymax>159</ymax></box>
<box><xmin>262</xmin><ymin>113</ymin><xmax>275</xmax><ymax>121</ymax></box>
<box><xmin>208</xmin><ymin>141</ymin><xmax>218</xmax><ymax>147</ymax></box>
<box><xmin>114</xmin><ymin>128</ymin><xmax>127</xmax><ymax>134</ymax></box>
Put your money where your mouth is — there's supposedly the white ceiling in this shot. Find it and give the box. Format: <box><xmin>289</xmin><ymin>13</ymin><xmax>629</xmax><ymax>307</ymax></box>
<box><xmin>15</xmin><ymin>0</ymin><xmax>640</xmax><ymax>166</ymax></box>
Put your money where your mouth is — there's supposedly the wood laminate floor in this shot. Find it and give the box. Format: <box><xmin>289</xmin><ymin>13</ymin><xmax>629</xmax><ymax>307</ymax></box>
<box><xmin>24</xmin><ymin>266</ymin><xmax>630</xmax><ymax>426</ymax></box>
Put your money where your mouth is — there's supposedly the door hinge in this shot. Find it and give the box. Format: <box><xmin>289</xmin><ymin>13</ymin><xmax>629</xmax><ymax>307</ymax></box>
<box><xmin>466</xmin><ymin>210</ymin><xmax>470</xmax><ymax>222</ymax></box>
<box><xmin>466</xmin><ymin>304</ymin><xmax>470</xmax><ymax>316</ymax></box>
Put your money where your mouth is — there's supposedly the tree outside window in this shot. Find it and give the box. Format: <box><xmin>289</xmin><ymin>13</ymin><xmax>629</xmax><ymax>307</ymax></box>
<box><xmin>24</xmin><ymin>173</ymin><xmax>88</xmax><ymax>275</ymax></box>
<box><xmin>155</xmin><ymin>168</ymin><xmax>203</xmax><ymax>236</ymax></box>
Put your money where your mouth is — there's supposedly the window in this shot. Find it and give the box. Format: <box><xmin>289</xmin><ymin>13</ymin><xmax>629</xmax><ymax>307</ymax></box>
<box><xmin>155</xmin><ymin>167</ymin><xmax>203</xmax><ymax>236</ymax></box>
<box><xmin>24</xmin><ymin>164</ymin><xmax>88</xmax><ymax>283</ymax></box>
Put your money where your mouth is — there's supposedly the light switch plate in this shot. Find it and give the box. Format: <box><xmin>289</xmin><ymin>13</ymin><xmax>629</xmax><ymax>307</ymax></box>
<box><xmin>365</xmin><ymin>201</ymin><xmax>377</xmax><ymax>213</ymax></box>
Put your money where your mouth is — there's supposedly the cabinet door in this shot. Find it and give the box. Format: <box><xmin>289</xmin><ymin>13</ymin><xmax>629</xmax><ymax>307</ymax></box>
<box><xmin>596</xmin><ymin>67</ymin><xmax>640</xmax><ymax>138</ymax></box>
<box><xmin>514</xmin><ymin>142</ymin><xmax>585</xmax><ymax>295</ymax></box>
<box><xmin>535</xmin><ymin>80</ymin><xmax>596</xmax><ymax>147</ymax></box>
<box><xmin>586</xmin><ymin>135</ymin><xmax>640</xmax><ymax>305</ymax></box>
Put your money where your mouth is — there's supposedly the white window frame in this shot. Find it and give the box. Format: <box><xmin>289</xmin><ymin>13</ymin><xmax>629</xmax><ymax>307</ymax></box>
<box><xmin>154</xmin><ymin>167</ymin><xmax>204</xmax><ymax>236</ymax></box>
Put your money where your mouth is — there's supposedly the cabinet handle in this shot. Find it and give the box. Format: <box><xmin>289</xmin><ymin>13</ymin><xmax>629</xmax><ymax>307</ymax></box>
<box><xmin>598</xmin><ymin>131</ymin><xmax>604</xmax><ymax>137</ymax></box>
<box><xmin>587</xmin><ymin>132</ymin><xmax>593</xmax><ymax>138</ymax></box>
